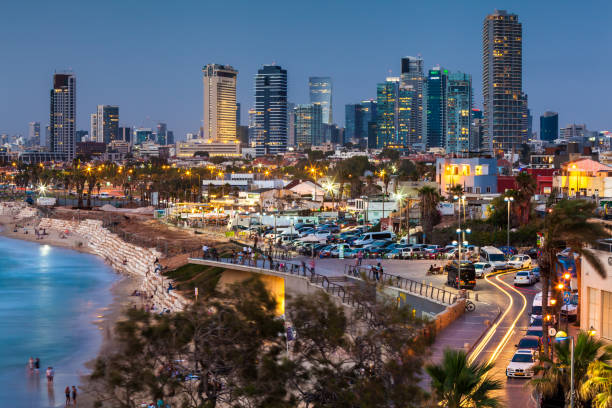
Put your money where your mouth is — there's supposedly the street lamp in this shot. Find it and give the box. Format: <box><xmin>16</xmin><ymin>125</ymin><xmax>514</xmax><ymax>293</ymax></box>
<box><xmin>392</xmin><ymin>191</ymin><xmax>406</xmax><ymax>234</ymax></box>
<box><xmin>504</xmin><ymin>196</ymin><xmax>514</xmax><ymax>248</ymax></box>
<box><xmin>456</xmin><ymin>227</ymin><xmax>471</xmax><ymax>279</ymax></box>
<box><xmin>555</xmin><ymin>327</ymin><xmax>597</xmax><ymax>408</ymax></box>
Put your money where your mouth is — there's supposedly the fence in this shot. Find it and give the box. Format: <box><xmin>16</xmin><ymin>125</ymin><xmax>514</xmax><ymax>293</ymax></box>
<box><xmin>343</xmin><ymin>265</ymin><xmax>459</xmax><ymax>305</ymax></box>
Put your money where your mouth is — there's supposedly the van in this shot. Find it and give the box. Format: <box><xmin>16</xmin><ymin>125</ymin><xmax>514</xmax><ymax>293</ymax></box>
<box><xmin>446</xmin><ymin>261</ymin><xmax>476</xmax><ymax>289</ymax></box>
<box><xmin>479</xmin><ymin>246</ymin><xmax>508</xmax><ymax>270</ymax></box>
<box><xmin>353</xmin><ymin>231</ymin><xmax>396</xmax><ymax>246</ymax></box>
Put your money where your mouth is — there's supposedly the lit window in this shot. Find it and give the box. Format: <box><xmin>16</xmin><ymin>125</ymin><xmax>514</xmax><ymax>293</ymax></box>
<box><xmin>475</xmin><ymin>165</ymin><xmax>482</xmax><ymax>175</ymax></box>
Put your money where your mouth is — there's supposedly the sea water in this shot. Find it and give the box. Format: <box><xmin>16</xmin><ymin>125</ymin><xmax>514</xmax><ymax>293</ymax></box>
<box><xmin>0</xmin><ymin>236</ymin><xmax>116</xmax><ymax>406</ymax></box>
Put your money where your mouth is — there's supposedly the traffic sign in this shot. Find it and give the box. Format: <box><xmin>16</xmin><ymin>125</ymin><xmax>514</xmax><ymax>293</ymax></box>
<box><xmin>548</xmin><ymin>327</ymin><xmax>557</xmax><ymax>337</ymax></box>
<box><xmin>563</xmin><ymin>291</ymin><xmax>571</xmax><ymax>305</ymax></box>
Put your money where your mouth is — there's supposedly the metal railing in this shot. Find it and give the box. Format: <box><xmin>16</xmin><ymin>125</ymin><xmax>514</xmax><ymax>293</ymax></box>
<box><xmin>343</xmin><ymin>265</ymin><xmax>459</xmax><ymax>305</ymax></box>
<box><xmin>596</xmin><ymin>239</ymin><xmax>612</xmax><ymax>253</ymax></box>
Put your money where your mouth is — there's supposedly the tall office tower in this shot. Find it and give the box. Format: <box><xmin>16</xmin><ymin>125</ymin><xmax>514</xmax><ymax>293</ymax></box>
<box><xmin>156</xmin><ymin>122</ymin><xmax>167</xmax><ymax>144</ymax></box>
<box><xmin>309</xmin><ymin>77</ymin><xmax>332</xmax><ymax>124</ymax></box>
<box><xmin>166</xmin><ymin>130</ymin><xmax>174</xmax><ymax>145</ymax></box>
<box><xmin>445</xmin><ymin>72</ymin><xmax>473</xmax><ymax>155</ymax></box>
<box><xmin>344</xmin><ymin>104</ymin><xmax>363</xmax><ymax>143</ymax></box>
<box><xmin>470</xmin><ymin>109</ymin><xmax>485</xmax><ymax>152</ymax></box>
<box><xmin>236</xmin><ymin>102</ymin><xmax>241</xmax><ymax>126</ymax></box>
<box><xmin>560</xmin><ymin>123</ymin><xmax>589</xmax><ymax>140</ymax></box>
<box><xmin>45</xmin><ymin>125</ymin><xmax>51</xmax><ymax>149</ymax></box>
<box><xmin>361</xmin><ymin>100</ymin><xmax>377</xmax><ymax>148</ymax></box>
<box><xmin>50</xmin><ymin>72</ymin><xmax>76</xmax><ymax>160</ymax></box>
<box><xmin>376</xmin><ymin>78</ymin><xmax>411</xmax><ymax>148</ymax></box>
<box><xmin>254</xmin><ymin>65</ymin><xmax>288</xmax><ymax>156</ymax></box>
<box><xmin>287</xmin><ymin>102</ymin><xmax>296</xmax><ymax>147</ymax></box>
<box><xmin>202</xmin><ymin>64</ymin><xmax>238</xmax><ymax>143</ymax></box>
<box><xmin>400</xmin><ymin>56</ymin><xmax>426</xmax><ymax>148</ymax></box>
<box><xmin>527</xmin><ymin>107</ymin><xmax>533</xmax><ymax>139</ymax></box>
<box><xmin>540</xmin><ymin>111</ymin><xmax>559</xmax><ymax>142</ymax></box>
<box><xmin>28</xmin><ymin>122</ymin><xmax>41</xmax><ymax>145</ymax></box>
<box><xmin>119</xmin><ymin>126</ymin><xmax>132</xmax><ymax>144</ymax></box>
<box><xmin>134</xmin><ymin>128</ymin><xmax>153</xmax><ymax>145</ymax></box>
<box><xmin>294</xmin><ymin>104</ymin><xmax>323</xmax><ymax>149</ymax></box>
<box><xmin>483</xmin><ymin>10</ymin><xmax>524</xmax><ymax>153</ymax></box>
<box><xmin>95</xmin><ymin>105</ymin><xmax>119</xmax><ymax>144</ymax></box>
<box><xmin>426</xmin><ymin>67</ymin><xmax>448</xmax><ymax>149</ymax></box>
<box><xmin>90</xmin><ymin>113</ymin><xmax>98</xmax><ymax>142</ymax></box>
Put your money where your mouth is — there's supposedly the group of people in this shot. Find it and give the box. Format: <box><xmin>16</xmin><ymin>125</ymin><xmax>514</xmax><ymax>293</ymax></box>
<box><xmin>27</xmin><ymin>357</ymin><xmax>78</xmax><ymax>405</ymax></box>
<box><xmin>64</xmin><ymin>386</ymin><xmax>78</xmax><ymax>406</ymax></box>
<box><xmin>34</xmin><ymin>227</ymin><xmax>48</xmax><ymax>240</ymax></box>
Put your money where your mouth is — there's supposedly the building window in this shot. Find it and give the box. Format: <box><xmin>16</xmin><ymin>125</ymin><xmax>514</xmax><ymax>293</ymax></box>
<box><xmin>475</xmin><ymin>187</ymin><xmax>481</xmax><ymax>194</ymax></box>
<box><xmin>602</xmin><ymin>290</ymin><xmax>612</xmax><ymax>340</ymax></box>
<box><xmin>486</xmin><ymin>187</ymin><xmax>491</xmax><ymax>193</ymax></box>
<box><xmin>475</xmin><ymin>165</ymin><xmax>483</xmax><ymax>176</ymax></box>
<box><xmin>543</xmin><ymin>187</ymin><xmax>551</xmax><ymax>194</ymax></box>
<box><xmin>589</xmin><ymin>287</ymin><xmax>600</xmax><ymax>337</ymax></box>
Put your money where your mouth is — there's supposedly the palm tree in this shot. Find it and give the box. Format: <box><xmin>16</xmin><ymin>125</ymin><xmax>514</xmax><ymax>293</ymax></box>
<box><xmin>532</xmin><ymin>331</ymin><xmax>612</xmax><ymax>407</ymax></box>
<box><xmin>539</xmin><ymin>200</ymin><xmax>608</xmax><ymax>350</ymax></box>
<box><xmin>448</xmin><ymin>184</ymin><xmax>464</xmax><ymax>201</ymax></box>
<box><xmin>426</xmin><ymin>348</ymin><xmax>503</xmax><ymax>408</ymax></box>
<box><xmin>515</xmin><ymin>172</ymin><xmax>537</xmax><ymax>225</ymax></box>
<box><xmin>581</xmin><ymin>352</ymin><xmax>612</xmax><ymax>408</ymax></box>
<box><xmin>418</xmin><ymin>186</ymin><xmax>440</xmax><ymax>244</ymax></box>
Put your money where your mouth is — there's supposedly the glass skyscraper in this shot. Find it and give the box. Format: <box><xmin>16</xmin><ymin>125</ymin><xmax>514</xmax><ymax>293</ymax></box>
<box><xmin>540</xmin><ymin>111</ymin><xmax>558</xmax><ymax>142</ymax></box>
<box><xmin>376</xmin><ymin>78</ymin><xmax>411</xmax><ymax>148</ymax></box>
<box><xmin>426</xmin><ymin>68</ymin><xmax>448</xmax><ymax>149</ymax></box>
<box><xmin>400</xmin><ymin>56</ymin><xmax>425</xmax><ymax>149</ymax></box>
<box><xmin>294</xmin><ymin>104</ymin><xmax>322</xmax><ymax>148</ymax></box>
<box><xmin>203</xmin><ymin>64</ymin><xmax>238</xmax><ymax>143</ymax></box>
<box><xmin>344</xmin><ymin>104</ymin><xmax>363</xmax><ymax>143</ymax></box>
<box><xmin>309</xmin><ymin>77</ymin><xmax>332</xmax><ymax>124</ymax></box>
<box><xmin>446</xmin><ymin>72</ymin><xmax>473</xmax><ymax>155</ymax></box>
<box><xmin>254</xmin><ymin>65</ymin><xmax>288</xmax><ymax>156</ymax></box>
<box><xmin>50</xmin><ymin>72</ymin><xmax>76</xmax><ymax>160</ymax></box>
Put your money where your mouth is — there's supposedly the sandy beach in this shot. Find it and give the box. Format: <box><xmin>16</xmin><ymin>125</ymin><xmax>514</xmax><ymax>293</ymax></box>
<box><xmin>0</xmin><ymin>213</ymin><xmax>145</xmax><ymax>406</ymax></box>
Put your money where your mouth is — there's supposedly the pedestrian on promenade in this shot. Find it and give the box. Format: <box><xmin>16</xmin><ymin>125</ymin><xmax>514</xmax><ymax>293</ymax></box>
<box><xmin>267</xmin><ymin>254</ymin><xmax>273</xmax><ymax>269</ymax></box>
<box><xmin>377</xmin><ymin>262</ymin><xmax>383</xmax><ymax>281</ymax></box>
<box><xmin>253</xmin><ymin>236</ymin><xmax>258</xmax><ymax>248</ymax></box>
<box><xmin>46</xmin><ymin>367</ymin><xmax>54</xmax><ymax>383</ymax></box>
<box><xmin>301</xmin><ymin>260</ymin><xmax>306</xmax><ymax>273</ymax></box>
<box><xmin>357</xmin><ymin>251</ymin><xmax>363</xmax><ymax>266</ymax></box>
<box><xmin>64</xmin><ymin>386</ymin><xmax>71</xmax><ymax>406</ymax></box>
<box><xmin>231</xmin><ymin>249</ymin><xmax>236</xmax><ymax>263</ymax></box>
<box><xmin>309</xmin><ymin>259</ymin><xmax>315</xmax><ymax>274</ymax></box>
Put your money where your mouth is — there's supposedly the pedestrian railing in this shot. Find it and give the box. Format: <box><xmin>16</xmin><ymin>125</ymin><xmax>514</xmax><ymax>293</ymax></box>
<box><xmin>343</xmin><ymin>265</ymin><xmax>459</xmax><ymax>305</ymax></box>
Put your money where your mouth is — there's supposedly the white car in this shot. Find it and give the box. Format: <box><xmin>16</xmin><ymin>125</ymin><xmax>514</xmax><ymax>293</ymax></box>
<box><xmin>473</xmin><ymin>262</ymin><xmax>494</xmax><ymax>278</ymax></box>
<box><xmin>514</xmin><ymin>271</ymin><xmax>536</xmax><ymax>286</ymax></box>
<box><xmin>508</xmin><ymin>254</ymin><xmax>532</xmax><ymax>269</ymax></box>
<box><xmin>506</xmin><ymin>349</ymin><xmax>536</xmax><ymax>378</ymax></box>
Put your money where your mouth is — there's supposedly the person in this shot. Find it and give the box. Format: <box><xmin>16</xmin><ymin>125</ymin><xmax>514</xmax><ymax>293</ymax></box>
<box><xmin>46</xmin><ymin>367</ymin><xmax>54</xmax><ymax>383</ymax></box>
<box><xmin>309</xmin><ymin>258</ymin><xmax>315</xmax><ymax>274</ymax></box>
<box><xmin>202</xmin><ymin>245</ymin><xmax>209</xmax><ymax>258</ymax></box>
<box><xmin>301</xmin><ymin>260</ymin><xmax>306</xmax><ymax>273</ymax></box>
<box><xmin>267</xmin><ymin>254</ymin><xmax>273</xmax><ymax>270</ymax></box>
<box><xmin>253</xmin><ymin>235</ymin><xmax>258</xmax><ymax>248</ymax></box>
<box><xmin>167</xmin><ymin>283</ymin><xmax>173</xmax><ymax>294</ymax></box>
<box><xmin>357</xmin><ymin>250</ymin><xmax>363</xmax><ymax>266</ymax></box>
<box><xmin>28</xmin><ymin>357</ymin><xmax>34</xmax><ymax>370</ymax></box>
<box><xmin>65</xmin><ymin>386</ymin><xmax>71</xmax><ymax>406</ymax></box>
<box><xmin>35</xmin><ymin>357</ymin><xmax>40</xmax><ymax>371</ymax></box>
<box><xmin>71</xmin><ymin>385</ymin><xmax>77</xmax><ymax>405</ymax></box>
<box><xmin>377</xmin><ymin>262</ymin><xmax>384</xmax><ymax>281</ymax></box>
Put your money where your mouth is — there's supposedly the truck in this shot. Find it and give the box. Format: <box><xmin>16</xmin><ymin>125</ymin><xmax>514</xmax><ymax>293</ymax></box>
<box><xmin>446</xmin><ymin>261</ymin><xmax>476</xmax><ymax>289</ymax></box>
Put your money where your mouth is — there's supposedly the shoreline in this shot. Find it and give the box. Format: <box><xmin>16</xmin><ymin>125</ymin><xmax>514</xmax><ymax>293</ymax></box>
<box><xmin>0</xmin><ymin>214</ymin><xmax>144</xmax><ymax>404</ymax></box>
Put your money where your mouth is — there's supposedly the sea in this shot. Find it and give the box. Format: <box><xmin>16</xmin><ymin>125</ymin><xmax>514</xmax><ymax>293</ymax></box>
<box><xmin>0</xmin><ymin>236</ymin><xmax>117</xmax><ymax>406</ymax></box>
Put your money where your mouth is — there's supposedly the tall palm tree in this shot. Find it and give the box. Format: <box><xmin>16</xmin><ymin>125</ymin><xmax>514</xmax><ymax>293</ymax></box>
<box><xmin>448</xmin><ymin>184</ymin><xmax>464</xmax><ymax>201</ymax></box>
<box><xmin>514</xmin><ymin>171</ymin><xmax>537</xmax><ymax>225</ymax></box>
<box><xmin>539</xmin><ymin>200</ymin><xmax>608</xmax><ymax>350</ymax></box>
<box><xmin>581</xmin><ymin>352</ymin><xmax>612</xmax><ymax>408</ymax></box>
<box><xmin>426</xmin><ymin>348</ymin><xmax>503</xmax><ymax>408</ymax></box>
<box><xmin>418</xmin><ymin>186</ymin><xmax>440</xmax><ymax>244</ymax></box>
<box><xmin>532</xmin><ymin>331</ymin><xmax>612</xmax><ymax>407</ymax></box>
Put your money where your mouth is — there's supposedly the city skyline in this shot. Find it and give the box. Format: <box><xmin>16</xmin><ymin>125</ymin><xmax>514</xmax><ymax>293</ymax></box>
<box><xmin>1</xmin><ymin>1</ymin><xmax>610</xmax><ymax>140</ymax></box>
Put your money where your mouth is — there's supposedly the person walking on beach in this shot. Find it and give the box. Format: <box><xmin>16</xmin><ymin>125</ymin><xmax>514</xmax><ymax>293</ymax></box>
<box><xmin>64</xmin><ymin>386</ymin><xmax>71</xmax><ymax>406</ymax></box>
<box><xmin>27</xmin><ymin>357</ymin><xmax>34</xmax><ymax>371</ymax></box>
<box><xmin>71</xmin><ymin>386</ymin><xmax>77</xmax><ymax>406</ymax></box>
<box><xmin>46</xmin><ymin>367</ymin><xmax>54</xmax><ymax>383</ymax></box>
<box><xmin>35</xmin><ymin>357</ymin><xmax>40</xmax><ymax>371</ymax></box>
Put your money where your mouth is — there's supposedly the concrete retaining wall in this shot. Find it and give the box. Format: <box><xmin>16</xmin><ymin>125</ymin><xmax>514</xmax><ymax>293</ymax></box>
<box><xmin>433</xmin><ymin>300</ymin><xmax>465</xmax><ymax>332</ymax></box>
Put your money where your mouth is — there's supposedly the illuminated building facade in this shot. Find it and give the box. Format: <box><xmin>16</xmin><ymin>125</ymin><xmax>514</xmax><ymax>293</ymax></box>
<box><xmin>553</xmin><ymin>159</ymin><xmax>612</xmax><ymax>198</ymax></box>
<box><xmin>426</xmin><ymin>67</ymin><xmax>447</xmax><ymax>149</ymax></box>
<box><xmin>309</xmin><ymin>77</ymin><xmax>332</xmax><ymax>124</ymax></box>
<box><xmin>50</xmin><ymin>72</ymin><xmax>76</xmax><ymax>160</ymax></box>
<box><xmin>483</xmin><ymin>10</ymin><xmax>525</xmax><ymax>153</ymax></box>
<box><xmin>445</xmin><ymin>72</ymin><xmax>473</xmax><ymax>155</ymax></box>
<box><xmin>436</xmin><ymin>157</ymin><xmax>498</xmax><ymax>196</ymax></box>
<box><xmin>94</xmin><ymin>105</ymin><xmax>119</xmax><ymax>144</ymax></box>
<box><xmin>254</xmin><ymin>65</ymin><xmax>288</xmax><ymax>156</ymax></box>
<box><xmin>400</xmin><ymin>56</ymin><xmax>425</xmax><ymax>148</ymax></box>
<box><xmin>376</xmin><ymin>78</ymin><xmax>411</xmax><ymax>148</ymax></box>
<box><xmin>203</xmin><ymin>64</ymin><xmax>238</xmax><ymax>144</ymax></box>
<box><xmin>294</xmin><ymin>104</ymin><xmax>322</xmax><ymax>148</ymax></box>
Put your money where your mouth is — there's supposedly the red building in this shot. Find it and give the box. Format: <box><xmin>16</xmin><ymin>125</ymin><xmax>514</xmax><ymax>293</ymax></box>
<box><xmin>497</xmin><ymin>169</ymin><xmax>554</xmax><ymax>195</ymax></box>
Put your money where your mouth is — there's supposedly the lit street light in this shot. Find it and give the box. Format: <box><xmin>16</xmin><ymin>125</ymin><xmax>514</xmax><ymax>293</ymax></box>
<box><xmin>504</xmin><ymin>196</ymin><xmax>514</xmax><ymax>248</ymax></box>
<box><xmin>555</xmin><ymin>327</ymin><xmax>597</xmax><ymax>408</ymax></box>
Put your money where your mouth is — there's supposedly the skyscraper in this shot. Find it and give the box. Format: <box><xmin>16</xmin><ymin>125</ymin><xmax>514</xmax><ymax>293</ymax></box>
<box><xmin>203</xmin><ymin>64</ymin><xmax>238</xmax><ymax>143</ymax></box>
<box><xmin>90</xmin><ymin>113</ymin><xmax>97</xmax><ymax>142</ymax></box>
<box><xmin>376</xmin><ymin>78</ymin><xmax>411</xmax><ymax>148</ymax></box>
<box><xmin>254</xmin><ymin>65</ymin><xmax>288</xmax><ymax>156</ymax></box>
<box><xmin>294</xmin><ymin>104</ymin><xmax>323</xmax><ymax>149</ymax></box>
<box><xmin>309</xmin><ymin>77</ymin><xmax>332</xmax><ymax>124</ymax></box>
<box><xmin>50</xmin><ymin>72</ymin><xmax>76</xmax><ymax>160</ymax></box>
<box><xmin>400</xmin><ymin>56</ymin><xmax>426</xmax><ymax>148</ymax></box>
<box><xmin>361</xmin><ymin>100</ymin><xmax>377</xmax><ymax>148</ymax></box>
<box><xmin>28</xmin><ymin>122</ymin><xmax>40</xmax><ymax>145</ymax></box>
<box><xmin>426</xmin><ymin>67</ymin><xmax>448</xmax><ymax>149</ymax></box>
<box><xmin>119</xmin><ymin>127</ymin><xmax>132</xmax><ymax>144</ymax></box>
<box><xmin>95</xmin><ymin>105</ymin><xmax>119</xmax><ymax>144</ymax></box>
<box><xmin>344</xmin><ymin>104</ymin><xmax>363</xmax><ymax>143</ymax></box>
<box><xmin>287</xmin><ymin>102</ymin><xmax>296</xmax><ymax>147</ymax></box>
<box><xmin>540</xmin><ymin>111</ymin><xmax>559</xmax><ymax>142</ymax></box>
<box><xmin>445</xmin><ymin>72</ymin><xmax>473</xmax><ymax>155</ymax></box>
<box><xmin>156</xmin><ymin>122</ymin><xmax>167</xmax><ymax>145</ymax></box>
<box><xmin>483</xmin><ymin>10</ymin><xmax>524</xmax><ymax>153</ymax></box>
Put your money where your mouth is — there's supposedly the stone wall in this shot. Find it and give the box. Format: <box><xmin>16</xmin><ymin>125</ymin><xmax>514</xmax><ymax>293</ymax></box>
<box><xmin>0</xmin><ymin>202</ymin><xmax>38</xmax><ymax>219</ymax></box>
<box><xmin>432</xmin><ymin>299</ymin><xmax>465</xmax><ymax>332</ymax></box>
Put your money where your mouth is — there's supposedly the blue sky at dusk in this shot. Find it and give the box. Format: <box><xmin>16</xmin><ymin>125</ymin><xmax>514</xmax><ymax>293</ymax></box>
<box><xmin>0</xmin><ymin>0</ymin><xmax>609</xmax><ymax>140</ymax></box>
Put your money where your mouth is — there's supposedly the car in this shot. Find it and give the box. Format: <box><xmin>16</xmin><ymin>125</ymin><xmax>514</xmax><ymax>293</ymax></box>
<box><xmin>318</xmin><ymin>245</ymin><xmax>335</xmax><ymax>257</ymax></box>
<box><xmin>526</xmin><ymin>326</ymin><xmax>543</xmax><ymax>338</ymax></box>
<box><xmin>330</xmin><ymin>244</ymin><xmax>352</xmax><ymax>257</ymax></box>
<box><xmin>473</xmin><ymin>262</ymin><xmax>494</xmax><ymax>278</ymax></box>
<box><xmin>508</xmin><ymin>254</ymin><xmax>532</xmax><ymax>269</ymax></box>
<box><xmin>515</xmin><ymin>335</ymin><xmax>541</xmax><ymax>352</ymax></box>
<box><xmin>479</xmin><ymin>246</ymin><xmax>508</xmax><ymax>270</ymax></box>
<box><xmin>525</xmin><ymin>248</ymin><xmax>541</xmax><ymax>259</ymax></box>
<box><xmin>530</xmin><ymin>266</ymin><xmax>541</xmax><ymax>282</ymax></box>
<box><xmin>384</xmin><ymin>248</ymin><xmax>403</xmax><ymax>259</ymax></box>
<box><xmin>499</xmin><ymin>246</ymin><xmax>518</xmax><ymax>256</ymax></box>
<box><xmin>514</xmin><ymin>271</ymin><xmax>536</xmax><ymax>286</ymax></box>
<box><xmin>424</xmin><ymin>244</ymin><xmax>442</xmax><ymax>253</ymax></box>
<box><xmin>506</xmin><ymin>349</ymin><xmax>536</xmax><ymax>378</ymax></box>
<box><xmin>530</xmin><ymin>316</ymin><xmax>543</xmax><ymax>326</ymax></box>
<box><xmin>401</xmin><ymin>247</ymin><xmax>426</xmax><ymax>258</ymax></box>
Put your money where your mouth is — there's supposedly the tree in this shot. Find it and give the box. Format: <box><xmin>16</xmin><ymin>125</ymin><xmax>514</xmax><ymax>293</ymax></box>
<box><xmin>581</xmin><ymin>353</ymin><xmax>612</xmax><ymax>408</ymax></box>
<box><xmin>419</xmin><ymin>186</ymin><xmax>441</xmax><ymax>243</ymax></box>
<box><xmin>532</xmin><ymin>331</ymin><xmax>612</xmax><ymax>407</ymax></box>
<box><xmin>379</xmin><ymin>147</ymin><xmax>400</xmax><ymax>161</ymax></box>
<box><xmin>539</xmin><ymin>200</ymin><xmax>608</xmax><ymax>352</ymax></box>
<box><xmin>448</xmin><ymin>184</ymin><xmax>464</xmax><ymax>201</ymax></box>
<box><xmin>426</xmin><ymin>348</ymin><xmax>503</xmax><ymax>408</ymax></box>
<box><xmin>515</xmin><ymin>172</ymin><xmax>537</xmax><ymax>225</ymax></box>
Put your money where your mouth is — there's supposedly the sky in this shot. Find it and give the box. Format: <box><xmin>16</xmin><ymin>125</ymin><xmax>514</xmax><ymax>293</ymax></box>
<box><xmin>0</xmin><ymin>0</ymin><xmax>610</xmax><ymax>141</ymax></box>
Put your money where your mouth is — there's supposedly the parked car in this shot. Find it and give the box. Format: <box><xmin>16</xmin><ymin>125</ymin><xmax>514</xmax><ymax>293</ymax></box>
<box><xmin>384</xmin><ymin>248</ymin><xmax>403</xmax><ymax>259</ymax></box>
<box><xmin>446</xmin><ymin>261</ymin><xmax>476</xmax><ymax>289</ymax></box>
<box><xmin>530</xmin><ymin>266</ymin><xmax>541</xmax><ymax>282</ymax></box>
<box><xmin>525</xmin><ymin>247</ymin><xmax>541</xmax><ymax>259</ymax></box>
<box><xmin>514</xmin><ymin>271</ymin><xmax>536</xmax><ymax>286</ymax></box>
<box><xmin>401</xmin><ymin>247</ymin><xmax>426</xmax><ymax>258</ymax></box>
<box><xmin>330</xmin><ymin>244</ymin><xmax>352</xmax><ymax>257</ymax></box>
<box><xmin>515</xmin><ymin>335</ymin><xmax>541</xmax><ymax>352</ymax></box>
<box><xmin>424</xmin><ymin>244</ymin><xmax>442</xmax><ymax>253</ymax></box>
<box><xmin>479</xmin><ymin>246</ymin><xmax>508</xmax><ymax>270</ymax></box>
<box><xmin>499</xmin><ymin>246</ymin><xmax>518</xmax><ymax>256</ymax></box>
<box><xmin>508</xmin><ymin>254</ymin><xmax>532</xmax><ymax>269</ymax></box>
<box><xmin>506</xmin><ymin>349</ymin><xmax>536</xmax><ymax>378</ymax></box>
<box><xmin>473</xmin><ymin>262</ymin><xmax>494</xmax><ymax>278</ymax></box>
<box><xmin>526</xmin><ymin>326</ymin><xmax>543</xmax><ymax>338</ymax></box>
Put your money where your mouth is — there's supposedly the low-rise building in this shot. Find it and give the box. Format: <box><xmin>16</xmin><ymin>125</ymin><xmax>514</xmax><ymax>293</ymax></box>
<box><xmin>435</xmin><ymin>157</ymin><xmax>498</xmax><ymax>196</ymax></box>
<box><xmin>176</xmin><ymin>138</ymin><xmax>241</xmax><ymax>158</ymax></box>
<box><xmin>580</xmin><ymin>239</ymin><xmax>612</xmax><ymax>342</ymax></box>
<box><xmin>552</xmin><ymin>158</ymin><xmax>612</xmax><ymax>198</ymax></box>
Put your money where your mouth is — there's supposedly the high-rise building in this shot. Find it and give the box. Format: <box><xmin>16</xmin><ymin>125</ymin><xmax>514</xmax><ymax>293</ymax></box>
<box><xmin>540</xmin><ymin>111</ymin><xmax>559</xmax><ymax>142</ymax></box>
<box><xmin>309</xmin><ymin>77</ymin><xmax>332</xmax><ymax>124</ymax></box>
<box><xmin>361</xmin><ymin>100</ymin><xmax>377</xmax><ymax>148</ymax></box>
<box><xmin>203</xmin><ymin>64</ymin><xmax>238</xmax><ymax>143</ymax></box>
<box><xmin>426</xmin><ymin>67</ymin><xmax>448</xmax><ymax>149</ymax></box>
<box><xmin>236</xmin><ymin>102</ymin><xmax>241</xmax><ymax>127</ymax></box>
<box><xmin>253</xmin><ymin>65</ymin><xmax>288</xmax><ymax>156</ymax></box>
<box><xmin>400</xmin><ymin>56</ymin><xmax>426</xmax><ymax>148</ymax></box>
<box><xmin>50</xmin><ymin>72</ymin><xmax>76</xmax><ymax>160</ymax></box>
<box><xmin>560</xmin><ymin>123</ymin><xmax>590</xmax><ymax>140</ymax></box>
<box><xmin>156</xmin><ymin>122</ymin><xmax>167</xmax><ymax>145</ymax></box>
<box><xmin>287</xmin><ymin>102</ymin><xmax>296</xmax><ymax>147</ymax></box>
<box><xmin>166</xmin><ymin>130</ymin><xmax>174</xmax><ymax>145</ymax></box>
<box><xmin>94</xmin><ymin>105</ymin><xmax>119</xmax><ymax>144</ymax></box>
<box><xmin>294</xmin><ymin>104</ymin><xmax>322</xmax><ymax>149</ymax></box>
<box><xmin>483</xmin><ymin>10</ymin><xmax>524</xmax><ymax>153</ymax></box>
<box><xmin>445</xmin><ymin>72</ymin><xmax>473</xmax><ymax>155</ymax></box>
<box><xmin>90</xmin><ymin>113</ymin><xmax>98</xmax><ymax>142</ymax></box>
<box><xmin>119</xmin><ymin>126</ymin><xmax>132</xmax><ymax>144</ymax></box>
<box><xmin>471</xmin><ymin>109</ymin><xmax>485</xmax><ymax>152</ymax></box>
<box><xmin>376</xmin><ymin>78</ymin><xmax>411</xmax><ymax>148</ymax></box>
<box><xmin>344</xmin><ymin>104</ymin><xmax>363</xmax><ymax>143</ymax></box>
<box><xmin>28</xmin><ymin>122</ymin><xmax>41</xmax><ymax>145</ymax></box>
<box><xmin>134</xmin><ymin>128</ymin><xmax>153</xmax><ymax>145</ymax></box>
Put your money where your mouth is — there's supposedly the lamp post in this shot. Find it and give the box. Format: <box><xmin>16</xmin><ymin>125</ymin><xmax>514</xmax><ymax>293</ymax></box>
<box><xmin>455</xmin><ymin>227</ymin><xmax>471</xmax><ymax>278</ymax></box>
<box><xmin>555</xmin><ymin>327</ymin><xmax>597</xmax><ymax>408</ymax></box>
<box><xmin>504</xmin><ymin>196</ymin><xmax>514</xmax><ymax>248</ymax></box>
<box><xmin>392</xmin><ymin>192</ymin><xmax>406</xmax><ymax>235</ymax></box>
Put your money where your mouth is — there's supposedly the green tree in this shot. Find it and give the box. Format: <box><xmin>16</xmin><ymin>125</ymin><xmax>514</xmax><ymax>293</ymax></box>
<box><xmin>419</xmin><ymin>185</ymin><xmax>441</xmax><ymax>243</ymax></box>
<box><xmin>532</xmin><ymin>331</ymin><xmax>612</xmax><ymax>407</ymax></box>
<box><xmin>581</xmin><ymin>354</ymin><xmax>612</xmax><ymax>408</ymax></box>
<box><xmin>448</xmin><ymin>184</ymin><xmax>464</xmax><ymax>201</ymax></box>
<box><xmin>426</xmin><ymin>348</ymin><xmax>503</xmax><ymax>408</ymax></box>
<box><xmin>515</xmin><ymin>171</ymin><xmax>537</xmax><ymax>225</ymax></box>
<box><xmin>379</xmin><ymin>147</ymin><xmax>400</xmax><ymax>161</ymax></box>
